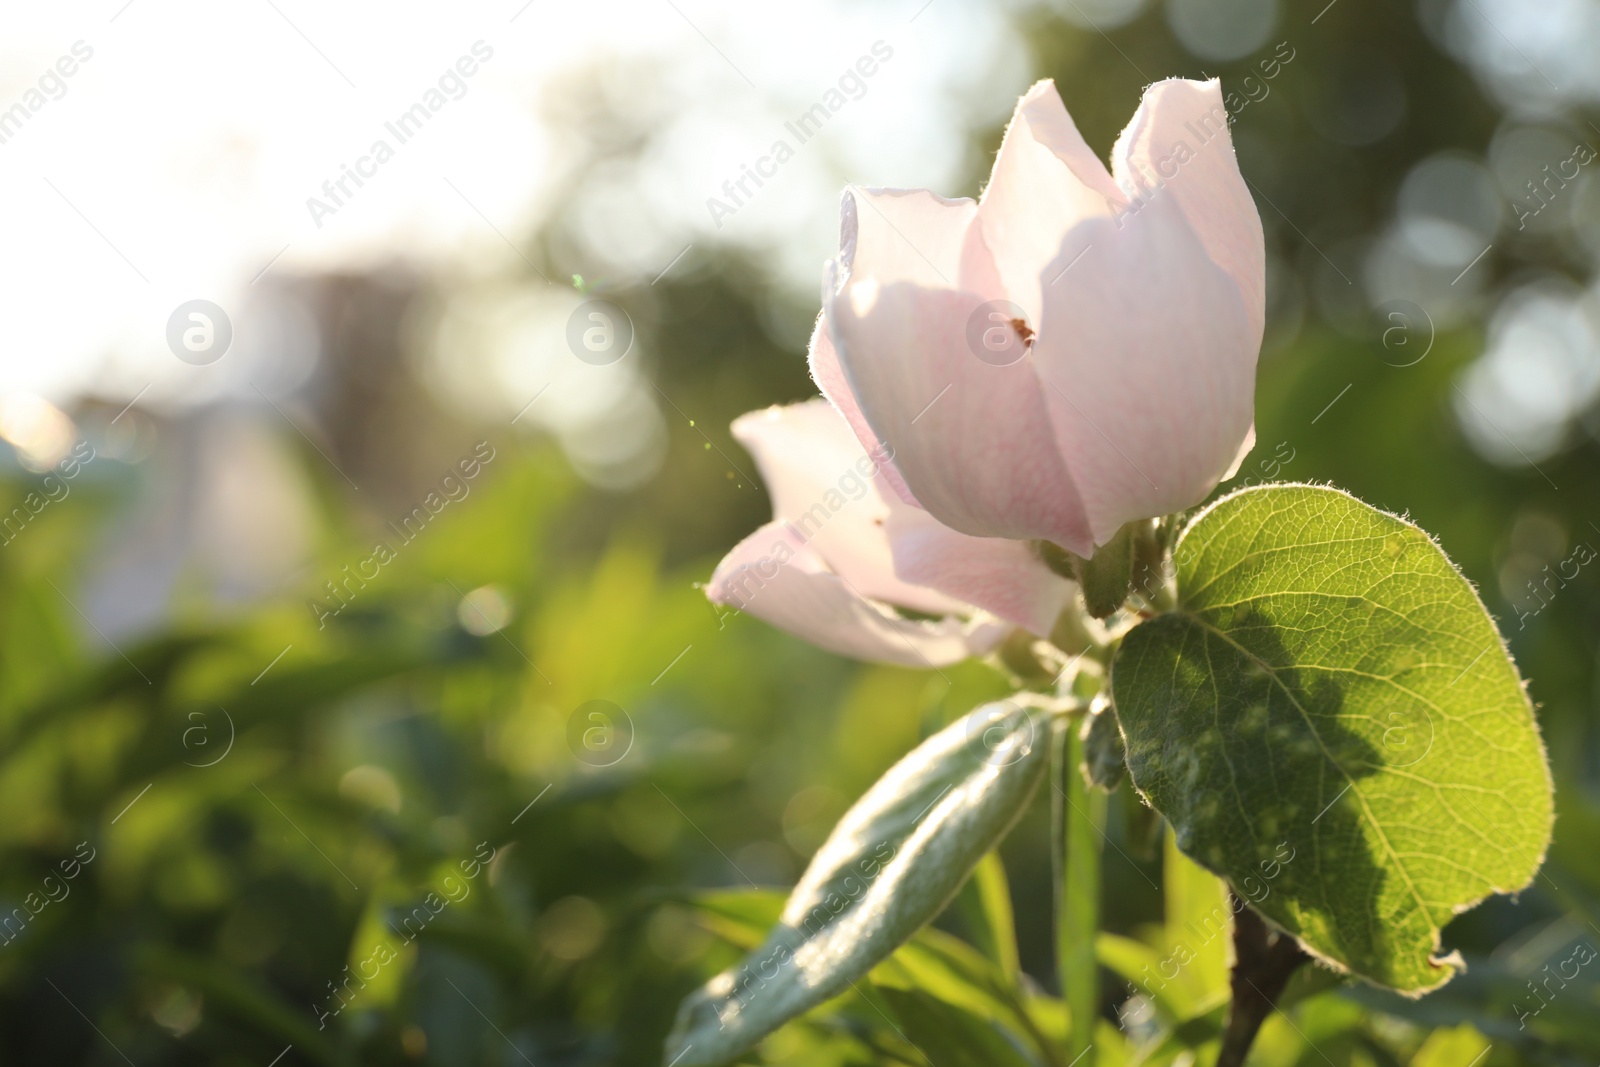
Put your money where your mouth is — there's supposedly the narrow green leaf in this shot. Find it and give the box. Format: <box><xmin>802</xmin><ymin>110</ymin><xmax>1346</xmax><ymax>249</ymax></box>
<box><xmin>880</xmin><ymin>929</ymin><xmax>1059</xmax><ymax>1064</ymax></box>
<box><xmin>877</xmin><ymin>986</ymin><xmax>1041</xmax><ymax>1067</ymax></box>
<box><xmin>1160</xmin><ymin>827</ymin><xmax>1229</xmax><ymax>1004</ymax></box>
<box><xmin>955</xmin><ymin>851</ymin><xmax>1021</xmax><ymax>981</ymax></box>
<box><xmin>665</xmin><ymin>701</ymin><xmax>1051</xmax><ymax>1065</ymax></box>
<box><xmin>1095</xmin><ymin>933</ymin><xmax>1196</xmax><ymax>1023</ymax></box>
<box><xmin>1110</xmin><ymin>484</ymin><xmax>1553</xmax><ymax>993</ymax></box>
<box><xmin>1058</xmin><ymin>719</ymin><xmax>1105</xmax><ymax>1066</ymax></box>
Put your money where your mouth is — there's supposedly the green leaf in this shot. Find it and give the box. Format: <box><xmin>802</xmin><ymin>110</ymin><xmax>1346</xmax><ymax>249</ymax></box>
<box><xmin>876</xmin><ymin>986</ymin><xmax>1040</xmax><ymax>1067</ymax></box>
<box><xmin>954</xmin><ymin>851</ymin><xmax>1021</xmax><ymax>981</ymax></box>
<box><xmin>665</xmin><ymin>701</ymin><xmax>1052</xmax><ymax>1065</ymax></box>
<box><xmin>680</xmin><ymin>888</ymin><xmax>786</xmax><ymax>950</ymax></box>
<box><xmin>1160</xmin><ymin>827</ymin><xmax>1229</xmax><ymax>1005</ymax></box>
<box><xmin>1110</xmin><ymin>484</ymin><xmax>1553</xmax><ymax>994</ymax></box>
<box><xmin>1058</xmin><ymin>716</ymin><xmax>1105</xmax><ymax>1067</ymax></box>
<box><xmin>877</xmin><ymin>929</ymin><xmax>1058</xmax><ymax>1063</ymax></box>
<box><xmin>1409</xmin><ymin>1024</ymin><xmax>1490</xmax><ymax>1067</ymax></box>
<box><xmin>1095</xmin><ymin>933</ymin><xmax>1196</xmax><ymax>1024</ymax></box>
<box><xmin>1074</xmin><ymin>522</ymin><xmax>1136</xmax><ymax>618</ymax></box>
<box><xmin>1079</xmin><ymin>697</ymin><xmax>1127</xmax><ymax>792</ymax></box>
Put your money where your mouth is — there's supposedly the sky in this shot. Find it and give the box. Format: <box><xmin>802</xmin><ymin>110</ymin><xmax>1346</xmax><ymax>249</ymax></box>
<box><xmin>0</xmin><ymin>0</ymin><xmax>1030</xmax><ymax>412</ymax></box>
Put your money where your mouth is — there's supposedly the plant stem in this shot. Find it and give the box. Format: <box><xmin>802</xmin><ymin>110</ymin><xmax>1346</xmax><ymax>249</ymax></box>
<box><xmin>1056</xmin><ymin>720</ymin><xmax>1104</xmax><ymax>1067</ymax></box>
<box><xmin>1217</xmin><ymin>897</ymin><xmax>1309</xmax><ymax>1067</ymax></box>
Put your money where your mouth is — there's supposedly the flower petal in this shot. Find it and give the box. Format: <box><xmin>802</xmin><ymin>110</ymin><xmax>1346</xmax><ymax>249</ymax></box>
<box><xmin>1223</xmin><ymin>424</ymin><xmax>1257</xmax><ymax>480</ymax></box>
<box><xmin>835</xmin><ymin>186</ymin><xmax>979</xmax><ymax>291</ymax></box>
<box><xmin>706</xmin><ymin>522</ymin><xmax>1004</xmax><ymax>667</ymax></box>
<box><xmin>1111</xmin><ymin>78</ymin><xmax>1266</xmax><ymax>341</ymax></box>
<box><xmin>733</xmin><ymin>399</ymin><xmax>1070</xmax><ymax>634</ymax></box>
<box><xmin>975</xmin><ymin>80</ymin><xmax>1125</xmax><ymax>324</ymax></box>
<box><xmin>731</xmin><ymin>400</ymin><xmax>965</xmax><ymax>618</ymax></box>
<box><xmin>1032</xmin><ymin>194</ymin><xmax>1256</xmax><ymax>545</ymax></box>
<box><xmin>883</xmin><ymin>506</ymin><xmax>1074</xmax><ymax>637</ymax></box>
<box><xmin>806</xmin><ymin>310</ymin><xmax>920</xmax><ymax>507</ymax></box>
<box><xmin>812</xmin><ymin>185</ymin><xmax>997</xmax><ymax>509</ymax></box>
<box><xmin>828</xmin><ymin>271</ymin><xmax>1095</xmax><ymax>556</ymax></box>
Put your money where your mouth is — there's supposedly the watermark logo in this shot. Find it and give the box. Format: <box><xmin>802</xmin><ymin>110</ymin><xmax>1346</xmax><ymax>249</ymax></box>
<box><xmin>705</xmin><ymin>41</ymin><xmax>895</xmax><ymax>229</ymax></box>
<box><xmin>965</xmin><ymin>300</ymin><xmax>1032</xmax><ymax>367</ymax></box>
<box><xmin>1373</xmin><ymin>299</ymin><xmax>1433</xmax><ymax>367</ymax></box>
<box><xmin>1378</xmin><ymin>702</ymin><xmax>1435</xmax><ymax>768</ymax></box>
<box><xmin>0</xmin><ymin>841</ymin><xmax>96</xmax><ymax>948</ymax></box>
<box><xmin>181</xmin><ymin>707</ymin><xmax>236</xmax><ymax>768</ymax></box>
<box><xmin>0</xmin><ymin>40</ymin><xmax>93</xmax><ymax>148</ymax></box>
<box><xmin>305</xmin><ymin>41</ymin><xmax>495</xmax><ymax>229</ymax></box>
<box><xmin>166</xmin><ymin>300</ymin><xmax>232</xmax><ymax>365</ymax></box>
<box><xmin>568</xmin><ymin>699</ymin><xmax>634</xmax><ymax>767</ymax></box>
<box><xmin>961</xmin><ymin>700</ymin><xmax>1036</xmax><ymax>768</ymax></box>
<box><xmin>566</xmin><ymin>300</ymin><xmax>634</xmax><ymax>366</ymax></box>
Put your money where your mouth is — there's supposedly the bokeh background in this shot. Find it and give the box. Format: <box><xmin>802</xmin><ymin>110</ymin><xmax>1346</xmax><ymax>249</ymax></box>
<box><xmin>3</xmin><ymin>0</ymin><xmax>1600</xmax><ymax>1063</ymax></box>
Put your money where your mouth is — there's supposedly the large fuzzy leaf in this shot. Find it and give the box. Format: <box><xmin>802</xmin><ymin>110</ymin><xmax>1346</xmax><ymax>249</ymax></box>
<box><xmin>1111</xmin><ymin>484</ymin><xmax>1552</xmax><ymax>993</ymax></box>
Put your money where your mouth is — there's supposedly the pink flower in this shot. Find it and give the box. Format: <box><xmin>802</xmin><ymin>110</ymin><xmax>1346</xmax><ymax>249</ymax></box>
<box><xmin>706</xmin><ymin>399</ymin><xmax>1074</xmax><ymax>666</ymax></box>
<box><xmin>814</xmin><ymin>78</ymin><xmax>1264</xmax><ymax>556</ymax></box>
